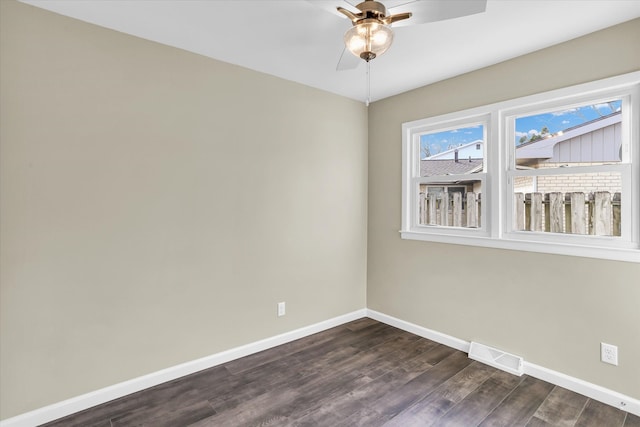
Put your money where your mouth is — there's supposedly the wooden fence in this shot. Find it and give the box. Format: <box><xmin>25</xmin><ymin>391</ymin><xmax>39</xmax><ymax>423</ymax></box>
<box><xmin>419</xmin><ymin>192</ymin><xmax>481</xmax><ymax>228</ymax></box>
<box><xmin>515</xmin><ymin>191</ymin><xmax>621</xmax><ymax>236</ymax></box>
<box><xmin>419</xmin><ymin>190</ymin><xmax>621</xmax><ymax>236</ymax></box>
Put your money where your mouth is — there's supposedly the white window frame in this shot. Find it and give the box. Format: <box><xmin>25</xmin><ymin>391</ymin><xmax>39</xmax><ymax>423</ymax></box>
<box><xmin>401</xmin><ymin>71</ymin><xmax>640</xmax><ymax>263</ymax></box>
<box><xmin>404</xmin><ymin>113</ymin><xmax>490</xmax><ymax>238</ymax></box>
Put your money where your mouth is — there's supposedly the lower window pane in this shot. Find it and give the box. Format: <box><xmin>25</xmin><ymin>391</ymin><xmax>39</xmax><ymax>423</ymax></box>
<box><xmin>419</xmin><ymin>180</ymin><xmax>482</xmax><ymax>228</ymax></box>
<box><xmin>513</xmin><ymin>172</ymin><xmax>621</xmax><ymax>236</ymax></box>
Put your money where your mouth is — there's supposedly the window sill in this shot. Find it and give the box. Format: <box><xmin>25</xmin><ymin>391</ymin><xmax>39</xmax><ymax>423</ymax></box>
<box><xmin>400</xmin><ymin>230</ymin><xmax>640</xmax><ymax>263</ymax></box>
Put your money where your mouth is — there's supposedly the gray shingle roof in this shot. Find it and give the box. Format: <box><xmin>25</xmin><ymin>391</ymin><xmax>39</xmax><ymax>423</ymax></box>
<box><xmin>420</xmin><ymin>159</ymin><xmax>483</xmax><ymax>177</ymax></box>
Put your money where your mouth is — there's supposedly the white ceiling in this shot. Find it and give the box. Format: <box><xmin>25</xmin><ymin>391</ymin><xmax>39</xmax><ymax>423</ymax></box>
<box><xmin>21</xmin><ymin>0</ymin><xmax>640</xmax><ymax>103</ymax></box>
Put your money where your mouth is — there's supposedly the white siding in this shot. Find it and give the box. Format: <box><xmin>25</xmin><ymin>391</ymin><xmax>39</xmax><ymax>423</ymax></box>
<box><xmin>551</xmin><ymin>122</ymin><xmax>621</xmax><ymax>163</ymax></box>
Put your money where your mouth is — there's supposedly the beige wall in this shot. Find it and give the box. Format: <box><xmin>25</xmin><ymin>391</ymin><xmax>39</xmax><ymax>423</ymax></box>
<box><xmin>0</xmin><ymin>1</ymin><xmax>368</xmax><ymax>419</ymax></box>
<box><xmin>368</xmin><ymin>18</ymin><xmax>640</xmax><ymax>401</ymax></box>
<box><xmin>2</xmin><ymin>0</ymin><xmax>640</xmax><ymax>421</ymax></box>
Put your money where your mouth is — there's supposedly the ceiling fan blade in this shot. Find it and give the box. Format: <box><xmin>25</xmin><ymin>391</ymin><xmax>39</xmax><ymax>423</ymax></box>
<box><xmin>388</xmin><ymin>0</ymin><xmax>487</xmax><ymax>27</ymax></box>
<box><xmin>336</xmin><ymin>47</ymin><xmax>361</xmax><ymax>71</ymax></box>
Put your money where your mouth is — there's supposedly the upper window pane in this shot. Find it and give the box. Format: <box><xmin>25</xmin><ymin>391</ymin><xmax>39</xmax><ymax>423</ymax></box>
<box><xmin>420</xmin><ymin>125</ymin><xmax>484</xmax><ymax>177</ymax></box>
<box><xmin>515</xmin><ymin>100</ymin><xmax>622</xmax><ymax>168</ymax></box>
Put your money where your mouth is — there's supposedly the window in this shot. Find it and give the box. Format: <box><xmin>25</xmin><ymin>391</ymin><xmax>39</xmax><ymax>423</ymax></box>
<box><xmin>416</xmin><ymin>121</ymin><xmax>487</xmax><ymax>233</ymax></box>
<box><xmin>401</xmin><ymin>72</ymin><xmax>640</xmax><ymax>262</ymax></box>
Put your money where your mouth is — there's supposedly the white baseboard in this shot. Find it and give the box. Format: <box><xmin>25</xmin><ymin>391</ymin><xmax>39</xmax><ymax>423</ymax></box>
<box><xmin>3</xmin><ymin>307</ymin><xmax>638</xmax><ymax>425</ymax></box>
<box><xmin>0</xmin><ymin>309</ymin><xmax>367</xmax><ymax>427</ymax></box>
<box><xmin>366</xmin><ymin>309</ymin><xmax>470</xmax><ymax>353</ymax></box>
<box><xmin>366</xmin><ymin>308</ymin><xmax>640</xmax><ymax>417</ymax></box>
<box><xmin>525</xmin><ymin>362</ymin><xmax>640</xmax><ymax>416</ymax></box>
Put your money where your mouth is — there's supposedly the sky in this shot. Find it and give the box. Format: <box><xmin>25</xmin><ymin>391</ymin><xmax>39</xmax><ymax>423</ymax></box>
<box><xmin>420</xmin><ymin>125</ymin><xmax>483</xmax><ymax>158</ymax></box>
<box><xmin>514</xmin><ymin>99</ymin><xmax>622</xmax><ymax>145</ymax></box>
<box><xmin>419</xmin><ymin>100</ymin><xmax>622</xmax><ymax>158</ymax></box>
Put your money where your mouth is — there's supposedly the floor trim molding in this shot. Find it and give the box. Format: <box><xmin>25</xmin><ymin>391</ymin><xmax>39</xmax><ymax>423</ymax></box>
<box><xmin>3</xmin><ymin>308</ymin><xmax>638</xmax><ymax>425</ymax></box>
<box><xmin>366</xmin><ymin>309</ymin><xmax>470</xmax><ymax>353</ymax></box>
<box><xmin>0</xmin><ymin>309</ymin><xmax>367</xmax><ymax>427</ymax></box>
<box><xmin>366</xmin><ymin>308</ymin><xmax>640</xmax><ymax>417</ymax></box>
<box><xmin>524</xmin><ymin>361</ymin><xmax>640</xmax><ymax>417</ymax></box>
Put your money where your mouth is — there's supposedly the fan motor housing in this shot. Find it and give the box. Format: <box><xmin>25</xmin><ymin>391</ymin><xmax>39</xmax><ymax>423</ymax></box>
<box><xmin>356</xmin><ymin>0</ymin><xmax>387</xmax><ymax>19</ymax></box>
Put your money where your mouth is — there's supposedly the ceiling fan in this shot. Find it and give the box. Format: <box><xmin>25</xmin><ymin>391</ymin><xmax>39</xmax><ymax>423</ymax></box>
<box><xmin>311</xmin><ymin>0</ymin><xmax>488</xmax><ymax>70</ymax></box>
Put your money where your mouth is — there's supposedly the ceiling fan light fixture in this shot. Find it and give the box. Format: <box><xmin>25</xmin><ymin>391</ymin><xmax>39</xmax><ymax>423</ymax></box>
<box><xmin>344</xmin><ymin>20</ymin><xmax>393</xmax><ymax>62</ymax></box>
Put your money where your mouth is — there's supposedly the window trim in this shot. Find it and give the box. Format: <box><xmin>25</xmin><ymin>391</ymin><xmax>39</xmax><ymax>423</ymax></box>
<box><xmin>402</xmin><ymin>110</ymin><xmax>492</xmax><ymax>236</ymax></box>
<box><xmin>401</xmin><ymin>71</ymin><xmax>640</xmax><ymax>263</ymax></box>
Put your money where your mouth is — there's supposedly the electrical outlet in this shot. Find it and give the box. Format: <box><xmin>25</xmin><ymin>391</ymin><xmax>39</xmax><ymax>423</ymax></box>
<box><xmin>277</xmin><ymin>302</ymin><xmax>286</xmax><ymax>317</ymax></box>
<box><xmin>601</xmin><ymin>342</ymin><xmax>618</xmax><ymax>366</ymax></box>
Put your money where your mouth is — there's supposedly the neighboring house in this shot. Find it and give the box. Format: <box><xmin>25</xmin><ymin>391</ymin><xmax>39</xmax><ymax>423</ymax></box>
<box><xmin>514</xmin><ymin>112</ymin><xmax>622</xmax><ymax>194</ymax></box>
<box><xmin>425</xmin><ymin>139</ymin><xmax>484</xmax><ymax>161</ymax></box>
<box><xmin>419</xmin><ymin>158</ymin><xmax>482</xmax><ymax>177</ymax></box>
<box><xmin>420</xmin><ymin>140</ymin><xmax>483</xmax><ymax>196</ymax></box>
<box><xmin>516</xmin><ymin>112</ymin><xmax>621</xmax><ymax>166</ymax></box>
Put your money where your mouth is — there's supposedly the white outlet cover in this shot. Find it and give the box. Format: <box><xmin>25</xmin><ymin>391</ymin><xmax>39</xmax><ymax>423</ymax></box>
<box><xmin>601</xmin><ymin>342</ymin><xmax>618</xmax><ymax>366</ymax></box>
<box><xmin>277</xmin><ymin>302</ymin><xmax>286</xmax><ymax>317</ymax></box>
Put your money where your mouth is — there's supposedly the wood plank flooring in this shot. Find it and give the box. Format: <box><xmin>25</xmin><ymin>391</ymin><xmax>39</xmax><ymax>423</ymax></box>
<box><xmin>42</xmin><ymin>318</ymin><xmax>639</xmax><ymax>427</ymax></box>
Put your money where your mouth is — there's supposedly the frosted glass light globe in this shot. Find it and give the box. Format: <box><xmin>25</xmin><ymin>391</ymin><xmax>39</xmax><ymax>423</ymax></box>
<box><xmin>344</xmin><ymin>20</ymin><xmax>393</xmax><ymax>62</ymax></box>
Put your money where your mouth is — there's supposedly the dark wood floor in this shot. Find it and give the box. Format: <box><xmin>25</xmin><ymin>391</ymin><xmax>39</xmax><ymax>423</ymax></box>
<box><xmin>42</xmin><ymin>318</ymin><xmax>639</xmax><ymax>427</ymax></box>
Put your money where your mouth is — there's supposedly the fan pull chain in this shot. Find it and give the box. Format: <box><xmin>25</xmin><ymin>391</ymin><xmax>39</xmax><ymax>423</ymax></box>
<box><xmin>366</xmin><ymin>61</ymin><xmax>371</xmax><ymax>107</ymax></box>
